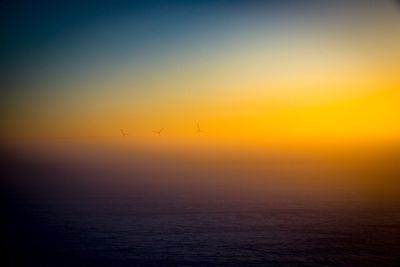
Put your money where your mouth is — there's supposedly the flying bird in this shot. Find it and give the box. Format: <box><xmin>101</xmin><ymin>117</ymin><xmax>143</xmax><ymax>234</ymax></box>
<box><xmin>196</xmin><ymin>123</ymin><xmax>206</xmax><ymax>134</ymax></box>
<box><xmin>120</xmin><ymin>129</ymin><xmax>128</xmax><ymax>137</ymax></box>
<box><xmin>153</xmin><ymin>128</ymin><xmax>164</xmax><ymax>136</ymax></box>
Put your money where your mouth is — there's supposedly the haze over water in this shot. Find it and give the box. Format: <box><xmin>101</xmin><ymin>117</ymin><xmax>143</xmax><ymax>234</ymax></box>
<box><xmin>2</xmin><ymin>139</ymin><xmax>399</xmax><ymax>266</ymax></box>
<box><xmin>1</xmin><ymin>0</ymin><xmax>400</xmax><ymax>266</ymax></box>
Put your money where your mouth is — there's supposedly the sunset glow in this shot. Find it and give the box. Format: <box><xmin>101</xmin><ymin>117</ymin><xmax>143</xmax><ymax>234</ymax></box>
<box><xmin>2</xmin><ymin>1</ymin><xmax>400</xmax><ymax>148</ymax></box>
<box><xmin>1</xmin><ymin>1</ymin><xmax>400</xmax><ymax>266</ymax></box>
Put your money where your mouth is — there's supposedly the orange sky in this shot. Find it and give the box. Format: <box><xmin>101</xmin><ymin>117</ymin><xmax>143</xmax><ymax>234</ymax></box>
<box><xmin>2</xmin><ymin>1</ymin><xmax>400</xmax><ymax>150</ymax></box>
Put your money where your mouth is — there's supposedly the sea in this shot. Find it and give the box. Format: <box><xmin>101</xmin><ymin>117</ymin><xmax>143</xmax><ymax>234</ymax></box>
<box><xmin>1</xmin><ymin>143</ymin><xmax>399</xmax><ymax>266</ymax></box>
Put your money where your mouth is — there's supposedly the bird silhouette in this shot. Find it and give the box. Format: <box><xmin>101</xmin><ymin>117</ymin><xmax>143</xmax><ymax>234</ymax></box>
<box><xmin>153</xmin><ymin>128</ymin><xmax>164</xmax><ymax>136</ymax></box>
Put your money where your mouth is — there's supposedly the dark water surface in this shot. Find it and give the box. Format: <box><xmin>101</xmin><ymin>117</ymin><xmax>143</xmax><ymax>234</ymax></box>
<box><xmin>2</xmin><ymin>147</ymin><xmax>400</xmax><ymax>266</ymax></box>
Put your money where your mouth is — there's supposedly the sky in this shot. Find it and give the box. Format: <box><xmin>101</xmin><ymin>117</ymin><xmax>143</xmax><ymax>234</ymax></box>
<box><xmin>1</xmin><ymin>0</ymin><xmax>400</xmax><ymax>149</ymax></box>
<box><xmin>1</xmin><ymin>5</ymin><xmax>400</xmax><ymax>265</ymax></box>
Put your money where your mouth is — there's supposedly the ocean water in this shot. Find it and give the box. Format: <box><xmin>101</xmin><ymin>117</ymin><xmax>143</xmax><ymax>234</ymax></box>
<box><xmin>2</xmin><ymin>145</ymin><xmax>400</xmax><ymax>266</ymax></box>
